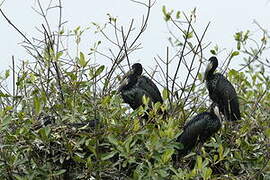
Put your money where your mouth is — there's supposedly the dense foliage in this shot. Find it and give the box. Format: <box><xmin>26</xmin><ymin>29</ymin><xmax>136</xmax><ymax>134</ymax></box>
<box><xmin>0</xmin><ymin>1</ymin><xmax>269</xmax><ymax>179</ymax></box>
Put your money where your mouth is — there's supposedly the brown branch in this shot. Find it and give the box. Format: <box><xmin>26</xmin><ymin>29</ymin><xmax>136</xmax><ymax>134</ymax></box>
<box><xmin>170</xmin><ymin>16</ymin><xmax>192</xmax><ymax>100</ymax></box>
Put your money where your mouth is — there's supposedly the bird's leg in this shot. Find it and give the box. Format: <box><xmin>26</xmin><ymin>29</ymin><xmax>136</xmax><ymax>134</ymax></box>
<box><xmin>216</xmin><ymin>106</ymin><xmax>223</xmax><ymax>121</ymax></box>
<box><xmin>195</xmin><ymin>141</ymin><xmax>203</xmax><ymax>156</ymax></box>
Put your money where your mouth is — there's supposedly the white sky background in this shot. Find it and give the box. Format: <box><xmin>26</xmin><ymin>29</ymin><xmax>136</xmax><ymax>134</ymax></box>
<box><xmin>1</xmin><ymin>0</ymin><xmax>270</xmax><ymax>75</ymax></box>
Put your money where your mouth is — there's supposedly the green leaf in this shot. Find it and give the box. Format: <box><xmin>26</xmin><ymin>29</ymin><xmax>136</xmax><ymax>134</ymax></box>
<box><xmin>162</xmin><ymin>88</ymin><xmax>169</xmax><ymax>100</ymax></box>
<box><xmin>196</xmin><ymin>156</ymin><xmax>202</xmax><ymax>169</ymax></box>
<box><xmin>5</xmin><ymin>70</ymin><xmax>10</xmax><ymax>78</ymax></box>
<box><xmin>142</xmin><ymin>95</ymin><xmax>150</xmax><ymax>105</ymax></box>
<box><xmin>162</xmin><ymin>5</ymin><xmax>172</xmax><ymax>21</ymax></box>
<box><xmin>75</xmin><ymin>152</ymin><xmax>85</xmax><ymax>158</ymax></box>
<box><xmin>0</xmin><ymin>93</ymin><xmax>12</xmax><ymax>97</ymax></box>
<box><xmin>55</xmin><ymin>51</ymin><xmax>63</xmax><ymax>61</ymax></box>
<box><xmin>237</xmin><ymin>41</ymin><xmax>241</xmax><ymax>50</ymax></box>
<box><xmin>124</xmin><ymin>136</ymin><xmax>133</xmax><ymax>153</ymax></box>
<box><xmin>184</xmin><ymin>31</ymin><xmax>193</xmax><ymax>39</ymax></box>
<box><xmin>74</xmin><ymin>26</ymin><xmax>81</xmax><ymax>34</ymax></box>
<box><xmin>213</xmin><ymin>155</ymin><xmax>218</xmax><ymax>163</ymax></box>
<box><xmin>107</xmin><ymin>13</ymin><xmax>117</xmax><ymax>23</ymax></box>
<box><xmin>78</xmin><ymin>52</ymin><xmax>87</xmax><ymax>67</ymax></box>
<box><xmin>94</xmin><ymin>65</ymin><xmax>105</xmax><ymax>77</ymax></box>
<box><xmin>234</xmin><ymin>31</ymin><xmax>242</xmax><ymax>41</ymax></box>
<box><xmin>66</xmin><ymin>72</ymin><xmax>77</xmax><ymax>81</ymax></box>
<box><xmin>86</xmin><ymin>156</ymin><xmax>93</xmax><ymax>168</ymax></box>
<box><xmin>76</xmin><ymin>36</ymin><xmax>81</xmax><ymax>44</ymax></box>
<box><xmin>218</xmin><ymin>144</ymin><xmax>224</xmax><ymax>161</ymax></box>
<box><xmin>39</xmin><ymin>126</ymin><xmax>51</xmax><ymax>141</ymax></box>
<box><xmin>198</xmin><ymin>73</ymin><xmax>203</xmax><ymax>81</ymax></box>
<box><xmin>159</xmin><ymin>169</ymin><xmax>169</xmax><ymax>177</ymax></box>
<box><xmin>161</xmin><ymin>149</ymin><xmax>174</xmax><ymax>163</ymax></box>
<box><xmin>264</xmin><ymin>128</ymin><xmax>270</xmax><ymax>138</ymax></box>
<box><xmin>203</xmin><ymin>167</ymin><xmax>212</xmax><ymax>180</ymax></box>
<box><xmin>101</xmin><ymin>151</ymin><xmax>118</xmax><ymax>161</ymax></box>
<box><xmin>44</xmin><ymin>126</ymin><xmax>51</xmax><ymax>137</ymax></box>
<box><xmin>154</xmin><ymin>102</ymin><xmax>161</xmax><ymax>112</ymax></box>
<box><xmin>210</xmin><ymin>49</ymin><xmax>216</xmax><ymax>55</ymax></box>
<box><xmin>52</xmin><ymin>169</ymin><xmax>66</xmax><ymax>176</ymax></box>
<box><xmin>33</xmin><ymin>95</ymin><xmax>41</xmax><ymax>115</ymax></box>
<box><xmin>133</xmin><ymin>118</ymin><xmax>140</xmax><ymax>131</ymax></box>
<box><xmin>137</xmin><ymin>129</ymin><xmax>149</xmax><ymax>135</ymax></box>
<box><xmin>73</xmin><ymin>153</ymin><xmax>86</xmax><ymax>163</ymax></box>
<box><xmin>228</xmin><ymin>69</ymin><xmax>238</xmax><ymax>79</ymax></box>
<box><xmin>162</xmin><ymin>5</ymin><xmax>166</xmax><ymax>16</ymax></box>
<box><xmin>13</xmin><ymin>175</ymin><xmax>25</xmax><ymax>180</ymax></box>
<box><xmin>176</xmin><ymin>11</ymin><xmax>181</xmax><ymax>19</ymax></box>
<box><xmin>1</xmin><ymin>116</ymin><xmax>12</xmax><ymax>130</ymax></box>
<box><xmin>230</xmin><ymin>51</ymin><xmax>240</xmax><ymax>58</ymax></box>
<box><xmin>243</xmin><ymin>30</ymin><xmax>250</xmax><ymax>41</ymax></box>
<box><xmin>108</xmin><ymin>135</ymin><xmax>119</xmax><ymax>146</ymax></box>
<box><xmin>59</xmin><ymin>29</ymin><xmax>64</xmax><ymax>35</ymax></box>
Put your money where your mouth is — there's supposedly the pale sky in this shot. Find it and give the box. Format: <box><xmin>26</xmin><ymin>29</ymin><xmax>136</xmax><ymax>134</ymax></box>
<box><xmin>1</xmin><ymin>0</ymin><xmax>270</xmax><ymax>73</ymax></box>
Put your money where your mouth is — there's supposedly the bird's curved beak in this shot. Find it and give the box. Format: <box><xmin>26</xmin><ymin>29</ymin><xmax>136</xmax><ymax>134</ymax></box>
<box><xmin>203</xmin><ymin>62</ymin><xmax>213</xmax><ymax>81</ymax></box>
<box><xmin>118</xmin><ymin>77</ymin><xmax>129</xmax><ymax>92</ymax></box>
<box><xmin>121</xmin><ymin>68</ymin><xmax>134</xmax><ymax>80</ymax></box>
<box><xmin>213</xmin><ymin>105</ymin><xmax>221</xmax><ymax>121</ymax></box>
<box><xmin>121</xmin><ymin>77</ymin><xmax>129</xmax><ymax>86</ymax></box>
<box><xmin>127</xmin><ymin>68</ymin><xmax>135</xmax><ymax>76</ymax></box>
<box><xmin>118</xmin><ymin>68</ymin><xmax>134</xmax><ymax>92</ymax></box>
<box><xmin>210</xmin><ymin>102</ymin><xmax>220</xmax><ymax>118</ymax></box>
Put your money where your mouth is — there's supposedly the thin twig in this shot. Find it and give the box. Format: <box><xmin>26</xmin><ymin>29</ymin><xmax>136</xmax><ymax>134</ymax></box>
<box><xmin>0</xmin><ymin>9</ymin><xmax>42</xmax><ymax>58</ymax></box>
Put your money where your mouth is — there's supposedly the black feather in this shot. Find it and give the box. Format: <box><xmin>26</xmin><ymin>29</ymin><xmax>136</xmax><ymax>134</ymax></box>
<box><xmin>118</xmin><ymin>63</ymin><xmax>163</xmax><ymax>110</ymax></box>
<box><xmin>177</xmin><ymin>110</ymin><xmax>221</xmax><ymax>157</ymax></box>
<box><xmin>205</xmin><ymin>57</ymin><xmax>241</xmax><ymax>121</ymax></box>
<box><xmin>136</xmin><ymin>75</ymin><xmax>163</xmax><ymax>104</ymax></box>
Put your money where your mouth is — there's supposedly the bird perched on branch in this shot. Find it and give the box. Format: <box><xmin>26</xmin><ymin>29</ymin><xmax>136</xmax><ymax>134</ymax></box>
<box><xmin>118</xmin><ymin>63</ymin><xmax>163</xmax><ymax>111</ymax></box>
<box><xmin>204</xmin><ymin>56</ymin><xmax>241</xmax><ymax>121</ymax></box>
<box><xmin>176</xmin><ymin>104</ymin><xmax>221</xmax><ymax>157</ymax></box>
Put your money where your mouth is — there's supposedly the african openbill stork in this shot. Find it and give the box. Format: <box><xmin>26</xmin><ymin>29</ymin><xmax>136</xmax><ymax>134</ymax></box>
<box><xmin>176</xmin><ymin>104</ymin><xmax>221</xmax><ymax>157</ymax></box>
<box><xmin>204</xmin><ymin>56</ymin><xmax>241</xmax><ymax>121</ymax></box>
<box><xmin>118</xmin><ymin>63</ymin><xmax>163</xmax><ymax>111</ymax></box>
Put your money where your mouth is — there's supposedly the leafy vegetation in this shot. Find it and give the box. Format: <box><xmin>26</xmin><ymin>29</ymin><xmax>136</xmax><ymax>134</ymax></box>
<box><xmin>0</xmin><ymin>1</ymin><xmax>269</xmax><ymax>179</ymax></box>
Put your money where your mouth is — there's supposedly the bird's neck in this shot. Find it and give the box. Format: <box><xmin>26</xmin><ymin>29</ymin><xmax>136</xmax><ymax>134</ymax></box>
<box><xmin>206</xmin><ymin>67</ymin><xmax>216</xmax><ymax>80</ymax></box>
<box><xmin>126</xmin><ymin>75</ymin><xmax>139</xmax><ymax>89</ymax></box>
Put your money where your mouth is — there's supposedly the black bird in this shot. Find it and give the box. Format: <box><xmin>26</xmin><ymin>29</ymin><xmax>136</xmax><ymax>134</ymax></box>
<box><xmin>176</xmin><ymin>105</ymin><xmax>221</xmax><ymax>157</ymax></box>
<box><xmin>204</xmin><ymin>56</ymin><xmax>241</xmax><ymax>121</ymax></box>
<box><xmin>118</xmin><ymin>63</ymin><xmax>163</xmax><ymax>110</ymax></box>
<box><xmin>32</xmin><ymin>115</ymin><xmax>56</xmax><ymax>130</ymax></box>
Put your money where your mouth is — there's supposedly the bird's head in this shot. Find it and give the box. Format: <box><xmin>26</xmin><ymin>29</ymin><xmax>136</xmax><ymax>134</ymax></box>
<box><xmin>204</xmin><ymin>56</ymin><xmax>218</xmax><ymax>81</ymax></box>
<box><xmin>118</xmin><ymin>63</ymin><xmax>143</xmax><ymax>92</ymax></box>
<box><xmin>122</xmin><ymin>63</ymin><xmax>143</xmax><ymax>78</ymax></box>
<box><xmin>131</xmin><ymin>63</ymin><xmax>143</xmax><ymax>76</ymax></box>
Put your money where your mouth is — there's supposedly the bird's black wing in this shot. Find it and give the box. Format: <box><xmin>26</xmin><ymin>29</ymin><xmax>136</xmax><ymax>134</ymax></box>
<box><xmin>182</xmin><ymin>112</ymin><xmax>209</xmax><ymax>132</ymax></box>
<box><xmin>214</xmin><ymin>73</ymin><xmax>241</xmax><ymax>121</ymax></box>
<box><xmin>178</xmin><ymin>112</ymin><xmax>221</xmax><ymax>156</ymax></box>
<box><xmin>177</xmin><ymin>112</ymin><xmax>209</xmax><ymax>156</ymax></box>
<box><xmin>136</xmin><ymin>75</ymin><xmax>163</xmax><ymax>104</ymax></box>
<box><xmin>120</xmin><ymin>86</ymin><xmax>152</xmax><ymax>110</ymax></box>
